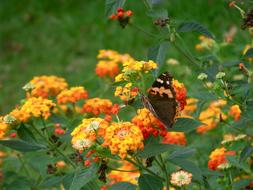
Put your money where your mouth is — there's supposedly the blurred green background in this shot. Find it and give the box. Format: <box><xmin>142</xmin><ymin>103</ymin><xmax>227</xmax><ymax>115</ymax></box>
<box><xmin>0</xmin><ymin>0</ymin><xmax>250</xmax><ymax>114</ymax></box>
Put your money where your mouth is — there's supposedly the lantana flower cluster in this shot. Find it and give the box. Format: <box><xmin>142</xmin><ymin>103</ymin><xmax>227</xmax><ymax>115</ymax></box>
<box><xmin>82</xmin><ymin>98</ymin><xmax>114</xmax><ymax>116</ymax></box>
<box><xmin>96</xmin><ymin>50</ymin><xmax>134</xmax><ymax>79</ymax></box>
<box><xmin>208</xmin><ymin>147</ymin><xmax>236</xmax><ymax>170</ymax></box>
<box><xmin>57</xmin><ymin>86</ymin><xmax>88</xmax><ymax>104</ymax></box>
<box><xmin>9</xmin><ymin>97</ymin><xmax>56</xmax><ymax>123</ymax></box>
<box><xmin>132</xmin><ymin>108</ymin><xmax>167</xmax><ymax>138</ymax></box>
<box><xmin>114</xmin><ymin>83</ymin><xmax>139</xmax><ymax>103</ymax></box>
<box><xmin>172</xmin><ymin>79</ymin><xmax>187</xmax><ymax>111</ymax></box>
<box><xmin>26</xmin><ymin>75</ymin><xmax>68</xmax><ymax>98</ymax></box>
<box><xmin>195</xmin><ymin>35</ymin><xmax>216</xmax><ymax>51</ymax></box>
<box><xmin>162</xmin><ymin>132</ymin><xmax>187</xmax><ymax>146</ymax></box>
<box><xmin>102</xmin><ymin>122</ymin><xmax>144</xmax><ymax>159</ymax></box>
<box><xmin>71</xmin><ymin>118</ymin><xmax>108</xmax><ymax>151</ymax></box>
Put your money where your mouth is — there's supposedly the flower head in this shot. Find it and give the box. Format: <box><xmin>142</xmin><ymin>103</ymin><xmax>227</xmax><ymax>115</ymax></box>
<box><xmin>195</xmin><ymin>35</ymin><xmax>216</xmax><ymax>51</ymax></box>
<box><xmin>162</xmin><ymin>132</ymin><xmax>187</xmax><ymax>146</ymax></box>
<box><xmin>0</xmin><ymin>117</ymin><xmax>9</xmax><ymax>139</ymax></box>
<box><xmin>132</xmin><ymin>108</ymin><xmax>166</xmax><ymax>138</ymax></box>
<box><xmin>229</xmin><ymin>105</ymin><xmax>241</xmax><ymax>121</ymax></box>
<box><xmin>27</xmin><ymin>75</ymin><xmax>68</xmax><ymax>98</ymax></box>
<box><xmin>102</xmin><ymin>122</ymin><xmax>144</xmax><ymax>159</ymax></box>
<box><xmin>173</xmin><ymin>79</ymin><xmax>187</xmax><ymax>111</ymax></box>
<box><xmin>57</xmin><ymin>87</ymin><xmax>88</xmax><ymax>104</ymax></box>
<box><xmin>115</xmin><ymin>83</ymin><xmax>139</xmax><ymax>103</ymax></box>
<box><xmin>109</xmin><ymin>8</ymin><xmax>133</xmax><ymax>28</ymax></box>
<box><xmin>95</xmin><ymin>60</ymin><xmax>120</xmax><ymax>78</ymax></box>
<box><xmin>9</xmin><ymin>97</ymin><xmax>55</xmax><ymax>123</ymax></box>
<box><xmin>71</xmin><ymin>118</ymin><xmax>108</xmax><ymax>151</ymax></box>
<box><xmin>82</xmin><ymin>98</ymin><xmax>114</xmax><ymax>116</ymax></box>
<box><xmin>170</xmin><ymin>170</ymin><xmax>193</xmax><ymax>187</ymax></box>
<box><xmin>208</xmin><ymin>147</ymin><xmax>236</xmax><ymax>170</ymax></box>
<box><xmin>197</xmin><ymin>99</ymin><xmax>227</xmax><ymax>133</ymax></box>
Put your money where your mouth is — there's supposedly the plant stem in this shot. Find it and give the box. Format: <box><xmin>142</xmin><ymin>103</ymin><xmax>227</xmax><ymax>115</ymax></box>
<box><xmin>129</xmin><ymin>23</ymin><xmax>156</xmax><ymax>38</ymax></box>
<box><xmin>158</xmin><ymin>155</ymin><xmax>169</xmax><ymax>190</ymax></box>
<box><xmin>125</xmin><ymin>157</ymin><xmax>164</xmax><ymax>180</ymax></box>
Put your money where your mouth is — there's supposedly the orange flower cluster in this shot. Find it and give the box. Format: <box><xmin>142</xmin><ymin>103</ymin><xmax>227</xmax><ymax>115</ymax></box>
<box><xmin>109</xmin><ymin>8</ymin><xmax>133</xmax><ymax>21</ymax></box>
<box><xmin>114</xmin><ymin>83</ymin><xmax>139</xmax><ymax>103</ymax></box>
<box><xmin>95</xmin><ymin>61</ymin><xmax>119</xmax><ymax>78</ymax></box>
<box><xmin>10</xmin><ymin>97</ymin><xmax>56</xmax><ymax>123</ymax></box>
<box><xmin>181</xmin><ymin>98</ymin><xmax>198</xmax><ymax>117</ymax></box>
<box><xmin>27</xmin><ymin>75</ymin><xmax>68</xmax><ymax>98</ymax></box>
<box><xmin>0</xmin><ymin>117</ymin><xmax>9</xmax><ymax>139</ymax></box>
<box><xmin>162</xmin><ymin>132</ymin><xmax>187</xmax><ymax>146</ymax></box>
<box><xmin>57</xmin><ymin>87</ymin><xmax>88</xmax><ymax>104</ymax></box>
<box><xmin>96</xmin><ymin>50</ymin><xmax>134</xmax><ymax>79</ymax></box>
<box><xmin>229</xmin><ymin>105</ymin><xmax>241</xmax><ymax>121</ymax></box>
<box><xmin>196</xmin><ymin>99</ymin><xmax>227</xmax><ymax>134</ymax></box>
<box><xmin>71</xmin><ymin>118</ymin><xmax>108</xmax><ymax>151</ymax></box>
<box><xmin>132</xmin><ymin>108</ymin><xmax>166</xmax><ymax>138</ymax></box>
<box><xmin>82</xmin><ymin>98</ymin><xmax>114</xmax><ymax>116</ymax></box>
<box><xmin>173</xmin><ymin>79</ymin><xmax>187</xmax><ymax>111</ymax></box>
<box><xmin>102</xmin><ymin>122</ymin><xmax>144</xmax><ymax>159</ymax></box>
<box><xmin>195</xmin><ymin>35</ymin><xmax>216</xmax><ymax>51</ymax></box>
<box><xmin>208</xmin><ymin>147</ymin><xmax>236</xmax><ymax>170</ymax></box>
<box><xmin>108</xmin><ymin>161</ymin><xmax>139</xmax><ymax>185</ymax></box>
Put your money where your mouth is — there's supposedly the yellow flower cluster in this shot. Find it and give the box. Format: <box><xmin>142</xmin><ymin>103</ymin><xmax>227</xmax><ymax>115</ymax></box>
<box><xmin>27</xmin><ymin>75</ymin><xmax>68</xmax><ymax>98</ymax></box>
<box><xmin>197</xmin><ymin>99</ymin><xmax>227</xmax><ymax>134</ymax></box>
<box><xmin>102</xmin><ymin>122</ymin><xmax>144</xmax><ymax>159</ymax></box>
<box><xmin>0</xmin><ymin>117</ymin><xmax>9</xmax><ymax>139</ymax></box>
<box><xmin>195</xmin><ymin>35</ymin><xmax>216</xmax><ymax>51</ymax></box>
<box><xmin>57</xmin><ymin>86</ymin><xmax>88</xmax><ymax>104</ymax></box>
<box><xmin>115</xmin><ymin>60</ymin><xmax>157</xmax><ymax>82</ymax></box>
<box><xmin>114</xmin><ymin>83</ymin><xmax>139</xmax><ymax>102</ymax></box>
<box><xmin>229</xmin><ymin>105</ymin><xmax>241</xmax><ymax>121</ymax></box>
<box><xmin>10</xmin><ymin>97</ymin><xmax>56</xmax><ymax>123</ymax></box>
<box><xmin>71</xmin><ymin>118</ymin><xmax>108</xmax><ymax>151</ymax></box>
<box><xmin>181</xmin><ymin>98</ymin><xmax>198</xmax><ymax>117</ymax></box>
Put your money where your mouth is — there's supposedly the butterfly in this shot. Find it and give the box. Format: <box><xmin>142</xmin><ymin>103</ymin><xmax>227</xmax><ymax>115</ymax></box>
<box><xmin>141</xmin><ymin>71</ymin><xmax>178</xmax><ymax>128</ymax></box>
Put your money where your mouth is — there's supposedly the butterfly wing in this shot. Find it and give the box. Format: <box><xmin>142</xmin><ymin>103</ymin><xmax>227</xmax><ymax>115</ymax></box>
<box><xmin>142</xmin><ymin>72</ymin><xmax>177</xmax><ymax>128</ymax></box>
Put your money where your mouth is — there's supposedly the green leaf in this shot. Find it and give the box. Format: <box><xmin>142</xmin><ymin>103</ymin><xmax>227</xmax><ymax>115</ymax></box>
<box><xmin>168</xmin><ymin>158</ymin><xmax>203</xmax><ymax>182</ymax></box>
<box><xmin>148</xmin><ymin>42</ymin><xmax>169</xmax><ymax>68</ymax></box>
<box><xmin>109</xmin><ymin>182</ymin><xmax>137</xmax><ymax>190</ymax></box>
<box><xmin>136</xmin><ymin>143</ymin><xmax>178</xmax><ymax>158</ymax></box>
<box><xmin>232</xmin><ymin>178</ymin><xmax>253</xmax><ymax>190</ymax></box>
<box><xmin>167</xmin><ymin>148</ymin><xmax>196</xmax><ymax>160</ymax></box>
<box><xmin>240</xmin><ymin>146</ymin><xmax>253</xmax><ymax>162</ymax></box>
<box><xmin>105</xmin><ymin>0</ymin><xmax>126</xmax><ymax>17</ymax></box>
<box><xmin>177</xmin><ymin>21</ymin><xmax>214</xmax><ymax>39</ymax></box>
<box><xmin>0</xmin><ymin>139</ymin><xmax>46</xmax><ymax>152</ymax></box>
<box><xmin>172</xmin><ymin>118</ymin><xmax>203</xmax><ymax>133</ymax></box>
<box><xmin>138</xmin><ymin>174</ymin><xmax>163</xmax><ymax>190</ymax></box>
<box><xmin>63</xmin><ymin>164</ymin><xmax>98</xmax><ymax>190</ymax></box>
<box><xmin>243</xmin><ymin>48</ymin><xmax>253</xmax><ymax>58</ymax></box>
<box><xmin>227</xmin><ymin>155</ymin><xmax>252</xmax><ymax>174</ymax></box>
<box><xmin>17</xmin><ymin>123</ymin><xmax>37</xmax><ymax>143</ymax></box>
<box><xmin>40</xmin><ymin>176</ymin><xmax>63</xmax><ymax>188</ymax></box>
<box><xmin>145</xmin><ymin>0</ymin><xmax>165</xmax><ymax>8</ymax></box>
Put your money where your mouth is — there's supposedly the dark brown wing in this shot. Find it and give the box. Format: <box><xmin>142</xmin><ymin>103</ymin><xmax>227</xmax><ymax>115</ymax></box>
<box><xmin>145</xmin><ymin>72</ymin><xmax>177</xmax><ymax>128</ymax></box>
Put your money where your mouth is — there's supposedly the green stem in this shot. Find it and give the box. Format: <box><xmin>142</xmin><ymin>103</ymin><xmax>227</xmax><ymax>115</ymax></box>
<box><xmin>158</xmin><ymin>155</ymin><xmax>169</xmax><ymax>190</ymax></box>
<box><xmin>125</xmin><ymin>157</ymin><xmax>164</xmax><ymax>180</ymax></box>
<box><xmin>129</xmin><ymin>23</ymin><xmax>156</xmax><ymax>38</ymax></box>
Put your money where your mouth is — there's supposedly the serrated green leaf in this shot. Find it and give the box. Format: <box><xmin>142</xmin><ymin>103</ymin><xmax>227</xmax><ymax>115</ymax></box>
<box><xmin>17</xmin><ymin>123</ymin><xmax>37</xmax><ymax>143</ymax></box>
<box><xmin>232</xmin><ymin>178</ymin><xmax>253</xmax><ymax>190</ymax></box>
<box><xmin>172</xmin><ymin>118</ymin><xmax>203</xmax><ymax>133</ymax></box>
<box><xmin>109</xmin><ymin>182</ymin><xmax>137</xmax><ymax>190</ymax></box>
<box><xmin>63</xmin><ymin>164</ymin><xmax>98</xmax><ymax>190</ymax></box>
<box><xmin>105</xmin><ymin>0</ymin><xmax>126</xmax><ymax>17</ymax></box>
<box><xmin>0</xmin><ymin>139</ymin><xmax>46</xmax><ymax>152</ymax></box>
<box><xmin>177</xmin><ymin>21</ymin><xmax>214</xmax><ymax>39</ymax></box>
<box><xmin>138</xmin><ymin>174</ymin><xmax>163</xmax><ymax>190</ymax></box>
<box><xmin>167</xmin><ymin>148</ymin><xmax>196</xmax><ymax>160</ymax></box>
<box><xmin>240</xmin><ymin>146</ymin><xmax>253</xmax><ymax>162</ymax></box>
<box><xmin>40</xmin><ymin>176</ymin><xmax>63</xmax><ymax>188</ymax></box>
<box><xmin>148</xmin><ymin>42</ymin><xmax>169</xmax><ymax>68</ymax></box>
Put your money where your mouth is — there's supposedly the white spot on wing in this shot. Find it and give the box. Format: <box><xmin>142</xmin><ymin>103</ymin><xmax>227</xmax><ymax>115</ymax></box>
<box><xmin>156</xmin><ymin>78</ymin><xmax>164</xmax><ymax>83</ymax></box>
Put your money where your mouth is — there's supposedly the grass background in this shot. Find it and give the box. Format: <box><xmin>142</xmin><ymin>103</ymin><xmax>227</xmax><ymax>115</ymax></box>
<box><xmin>0</xmin><ymin>0</ymin><xmax>251</xmax><ymax>114</ymax></box>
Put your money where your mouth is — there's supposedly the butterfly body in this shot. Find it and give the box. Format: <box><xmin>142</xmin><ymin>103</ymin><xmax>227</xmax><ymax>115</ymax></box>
<box><xmin>141</xmin><ymin>72</ymin><xmax>178</xmax><ymax>128</ymax></box>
